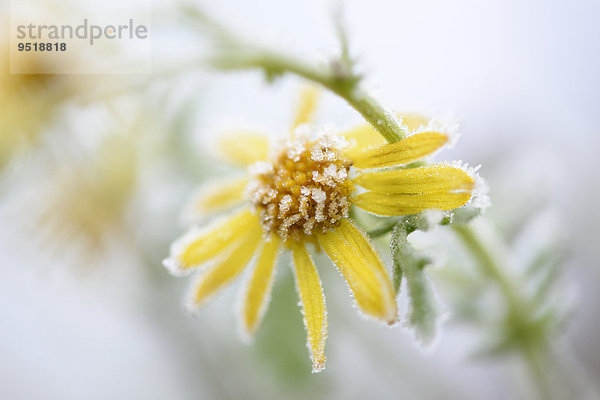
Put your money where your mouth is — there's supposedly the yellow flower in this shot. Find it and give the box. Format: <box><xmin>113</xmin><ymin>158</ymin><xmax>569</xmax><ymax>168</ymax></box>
<box><xmin>21</xmin><ymin>133</ymin><xmax>138</xmax><ymax>264</ymax></box>
<box><xmin>0</xmin><ymin>44</ymin><xmax>70</xmax><ymax>169</ymax></box>
<box><xmin>164</xmin><ymin>88</ymin><xmax>476</xmax><ymax>372</ymax></box>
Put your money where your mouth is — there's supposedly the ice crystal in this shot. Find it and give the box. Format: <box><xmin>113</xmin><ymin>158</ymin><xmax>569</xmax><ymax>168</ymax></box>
<box><xmin>247</xmin><ymin>132</ymin><xmax>353</xmax><ymax>240</ymax></box>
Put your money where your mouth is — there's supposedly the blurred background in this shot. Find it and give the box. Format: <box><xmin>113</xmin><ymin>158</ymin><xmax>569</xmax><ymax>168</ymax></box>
<box><xmin>1</xmin><ymin>0</ymin><xmax>599</xmax><ymax>399</ymax></box>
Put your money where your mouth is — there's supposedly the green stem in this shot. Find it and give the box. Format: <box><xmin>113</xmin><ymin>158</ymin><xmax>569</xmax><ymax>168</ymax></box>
<box><xmin>452</xmin><ymin>224</ymin><xmax>554</xmax><ymax>399</ymax></box>
<box><xmin>523</xmin><ymin>342</ymin><xmax>553</xmax><ymax>400</ymax></box>
<box><xmin>367</xmin><ymin>217</ymin><xmax>401</xmax><ymax>237</ymax></box>
<box><xmin>212</xmin><ymin>49</ymin><xmax>406</xmax><ymax>143</ymax></box>
<box><xmin>451</xmin><ymin>224</ymin><xmax>520</xmax><ymax>310</ymax></box>
<box><xmin>186</xmin><ymin>8</ymin><xmax>407</xmax><ymax>143</ymax></box>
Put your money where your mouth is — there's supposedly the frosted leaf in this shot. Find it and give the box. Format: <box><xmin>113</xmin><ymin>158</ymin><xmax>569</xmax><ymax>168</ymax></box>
<box><xmin>390</xmin><ymin>215</ymin><xmax>441</xmax><ymax>345</ymax></box>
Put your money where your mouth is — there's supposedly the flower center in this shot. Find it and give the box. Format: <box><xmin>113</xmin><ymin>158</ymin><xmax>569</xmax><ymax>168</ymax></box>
<box><xmin>247</xmin><ymin>134</ymin><xmax>353</xmax><ymax>241</ymax></box>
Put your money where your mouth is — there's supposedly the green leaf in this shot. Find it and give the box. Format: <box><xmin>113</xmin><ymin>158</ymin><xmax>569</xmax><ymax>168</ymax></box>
<box><xmin>391</xmin><ymin>215</ymin><xmax>439</xmax><ymax>344</ymax></box>
<box><xmin>441</xmin><ymin>205</ymin><xmax>482</xmax><ymax>226</ymax></box>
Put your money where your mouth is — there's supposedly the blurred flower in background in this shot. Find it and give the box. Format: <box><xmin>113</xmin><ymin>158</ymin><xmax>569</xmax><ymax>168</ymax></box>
<box><xmin>0</xmin><ymin>44</ymin><xmax>66</xmax><ymax>169</ymax></box>
<box><xmin>17</xmin><ymin>132</ymin><xmax>138</xmax><ymax>263</ymax></box>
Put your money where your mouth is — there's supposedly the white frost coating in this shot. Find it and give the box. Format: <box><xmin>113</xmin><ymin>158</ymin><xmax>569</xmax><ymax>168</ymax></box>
<box><xmin>264</xmin><ymin>188</ymin><xmax>277</xmax><ymax>204</ymax></box>
<box><xmin>423</xmin><ymin>116</ymin><xmax>461</xmax><ymax>149</ymax></box>
<box><xmin>319</xmin><ymin>220</ymin><xmax>399</xmax><ymax>325</ymax></box>
<box><xmin>299</xmin><ymin>193</ymin><xmax>310</xmax><ymax>217</ymax></box>
<box><xmin>400</xmin><ymin>269</ymin><xmax>448</xmax><ymax>350</ymax></box>
<box><xmin>293</xmin><ymin>123</ymin><xmax>313</xmax><ymax>140</ymax></box>
<box><xmin>247</xmin><ymin>182</ymin><xmax>277</xmax><ymax>206</ymax></box>
<box><xmin>181</xmin><ymin>178</ymin><xmax>247</xmax><ymax>225</ymax></box>
<box><xmin>289</xmin><ymin>251</ymin><xmax>328</xmax><ymax>373</ymax></box>
<box><xmin>310</xmin><ymin>146</ymin><xmax>335</xmax><ymax>162</ymax></box>
<box><xmin>163</xmin><ymin>223</ymin><xmax>220</xmax><ymax>277</ymax></box>
<box><xmin>183</xmin><ymin>243</ymin><xmax>259</xmax><ymax>314</ymax></box>
<box><xmin>279</xmin><ymin>213</ymin><xmax>302</xmax><ymax>237</ymax></box>
<box><xmin>247</xmin><ymin>124</ymin><xmax>352</xmax><ymax>239</ymax></box>
<box><xmin>164</xmin><ymin>208</ymin><xmax>254</xmax><ymax>277</ymax></box>
<box><xmin>278</xmin><ymin>195</ymin><xmax>293</xmax><ymax>218</ymax></box>
<box><xmin>420</xmin><ymin>209</ymin><xmax>445</xmax><ymax>228</ymax></box>
<box><xmin>183</xmin><ymin>269</ymin><xmax>211</xmax><ymax>314</ymax></box>
<box><xmin>267</xmin><ymin>125</ymin><xmax>311</xmax><ymax>161</ymax></box>
<box><xmin>309</xmin><ymin>129</ymin><xmax>348</xmax><ymax>163</ymax></box>
<box><xmin>244</xmin><ymin>180</ymin><xmax>260</xmax><ymax>202</ymax></box>
<box><xmin>315</xmin><ymin>202</ymin><xmax>326</xmax><ymax>223</ymax></box>
<box><xmin>286</xmin><ymin>140</ymin><xmax>307</xmax><ymax>162</ymax></box>
<box><xmin>310</xmin><ymin>187</ymin><xmax>327</xmax><ymax>203</ymax></box>
<box><xmin>470</xmin><ymin>171</ymin><xmax>491</xmax><ymax>211</ymax></box>
<box><xmin>318</xmin><ymin>128</ymin><xmax>348</xmax><ymax>151</ymax></box>
<box><xmin>313</xmin><ymin>165</ymin><xmax>348</xmax><ymax>187</ymax></box>
<box><xmin>303</xmin><ymin>219</ymin><xmax>315</xmax><ymax>234</ymax></box>
<box><xmin>319</xmin><ymin>122</ymin><xmax>337</xmax><ymax>137</ymax></box>
<box><xmin>163</xmin><ymin>255</ymin><xmax>186</xmax><ymax>277</ymax></box>
<box><xmin>163</xmin><ymin>225</ymin><xmax>205</xmax><ymax>277</ymax></box>
<box><xmin>235</xmin><ymin>243</ymin><xmax>283</xmax><ymax>343</ymax></box>
<box><xmin>310</xmin><ymin>187</ymin><xmax>327</xmax><ymax>223</ymax></box>
<box><xmin>445</xmin><ymin>161</ymin><xmax>491</xmax><ymax>211</ymax></box>
<box><xmin>248</xmin><ymin>161</ymin><xmax>274</xmax><ymax>176</ymax></box>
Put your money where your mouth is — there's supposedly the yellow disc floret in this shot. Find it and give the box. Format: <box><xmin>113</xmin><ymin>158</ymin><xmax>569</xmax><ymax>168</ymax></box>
<box><xmin>247</xmin><ymin>132</ymin><xmax>353</xmax><ymax>241</ymax></box>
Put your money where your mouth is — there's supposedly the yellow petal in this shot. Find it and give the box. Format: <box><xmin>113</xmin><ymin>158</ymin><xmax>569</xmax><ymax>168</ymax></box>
<box><xmin>290</xmin><ymin>241</ymin><xmax>327</xmax><ymax>373</ymax></box>
<box><xmin>217</xmin><ymin>132</ymin><xmax>269</xmax><ymax>166</ymax></box>
<box><xmin>353</xmin><ymin>165</ymin><xmax>474</xmax><ymax>194</ymax></box>
<box><xmin>341</xmin><ymin>124</ymin><xmax>387</xmax><ymax>159</ymax></box>
<box><xmin>400</xmin><ymin>113</ymin><xmax>429</xmax><ymax>132</ymax></box>
<box><xmin>165</xmin><ymin>208</ymin><xmax>259</xmax><ymax>274</ymax></box>
<box><xmin>292</xmin><ymin>86</ymin><xmax>320</xmax><ymax>129</ymax></box>
<box><xmin>352</xmin><ymin>191</ymin><xmax>473</xmax><ymax>216</ymax></box>
<box><xmin>352</xmin><ymin>131</ymin><xmax>448</xmax><ymax>169</ymax></box>
<box><xmin>341</xmin><ymin>113</ymin><xmax>430</xmax><ymax>159</ymax></box>
<box><xmin>189</xmin><ymin>225</ymin><xmax>262</xmax><ymax>307</ymax></box>
<box><xmin>241</xmin><ymin>235</ymin><xmax>282</xmax><ymax>336</ymax></box>
<box><xmin>185</xmin><ymin>177</ymin><xmax>248</xmax><ymax>220</ymax></box>
<box><xmin>317</xmin><ymin>219</ymin><xmax>397</xmax><ymax>323</ymax></box>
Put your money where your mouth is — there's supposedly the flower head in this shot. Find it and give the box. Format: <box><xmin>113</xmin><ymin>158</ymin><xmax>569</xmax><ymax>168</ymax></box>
<box><xmin>247</xmin><ymin>130</ymin><xmax>352</xmax><ymax>240</ymax></box>
<box><xmin>164</xmin><ymin>88</ymin><xmax>477</xmax><ymax>372</ymax></box>
<box><xmin>0</xmin><ymin>42</ymin><xmax>74</xmax><ymax>169</ymax></box>
<box><xmin>10</xmin><ymin>133</ymin><xmax>138</xmax><ymax>266</ymax></box>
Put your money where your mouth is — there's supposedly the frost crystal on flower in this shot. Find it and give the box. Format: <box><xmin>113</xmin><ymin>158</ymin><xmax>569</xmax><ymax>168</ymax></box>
<box><xmin>424</xmin><ymin>116</ymin><xmax>461</xmax><ymax>148</ymax></box>
<box><xmin>444</xmin><ymin>161</ymin><xmax>490</xmax><ymax>211</ymax></box>
<box><xmin>247</xmin><ymin>133</ymin><xmax>353</xmax><ymax>240</ymax></box>
<box><xmin>165</xmin><ymin>87</ymin><xmax>480</xmax><ymax>374</ymax></box>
